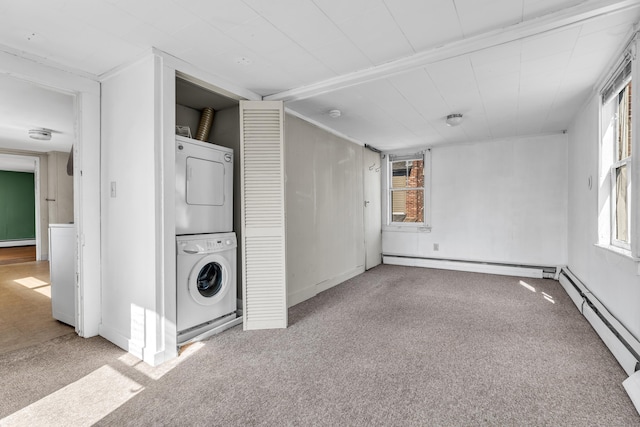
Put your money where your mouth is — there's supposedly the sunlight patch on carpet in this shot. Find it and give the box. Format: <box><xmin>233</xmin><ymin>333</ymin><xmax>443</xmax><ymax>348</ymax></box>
<box><xmin>518</xmin><ymin>280</ymin><xmax>536</xmax><ymax>293</ymax></box>
<box><xmin>118</xmin><ymin>341</ymin><xmax>205</xmax><ymax>380</ymax></box>
<box><xmin>0</xmin><ymin>365</ymin><xmax>143</xmax><ymax>427</ymax></box>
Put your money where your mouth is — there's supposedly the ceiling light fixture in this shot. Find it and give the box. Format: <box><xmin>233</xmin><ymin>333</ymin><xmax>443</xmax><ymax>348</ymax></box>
<box><xmin>28</xmin><ymin>128</ymin><xmax>52</xmax><ymax>141</ymax></box>
<box><xmin>329</xmin><ymin>109</ymin><xmax>341</xmax><ymax>118</ymax></box>
<box><xmin>445</xmin><ymin>113</ymin><xmax>463</xmax><ymax>127</ymax></box>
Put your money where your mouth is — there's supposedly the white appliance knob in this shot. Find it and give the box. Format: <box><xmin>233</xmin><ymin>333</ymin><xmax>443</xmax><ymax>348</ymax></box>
<box><xmin>226</xmin><ymin>240</ymin><xmax>231</xmax><ymax>245</ymax></box>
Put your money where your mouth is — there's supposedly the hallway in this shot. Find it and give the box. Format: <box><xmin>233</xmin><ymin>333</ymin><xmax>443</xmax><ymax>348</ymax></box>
<box><xmin>0</xmin><ymin>260</ymin><xmax>74</xmax><ymax>355</ymax></box>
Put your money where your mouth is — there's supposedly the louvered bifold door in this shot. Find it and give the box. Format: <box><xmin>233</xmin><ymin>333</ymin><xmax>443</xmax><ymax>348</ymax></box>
<box><xmin>240</xmin><ymin>100</ymin><xmax>287</xmax><ymax>330</ymax></box>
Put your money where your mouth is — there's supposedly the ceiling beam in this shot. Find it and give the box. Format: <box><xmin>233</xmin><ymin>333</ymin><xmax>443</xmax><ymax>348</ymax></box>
<box><xmin>265</xmin><ymin>0</ymin><xmax>639</xmax><ymax>102</ymax></box>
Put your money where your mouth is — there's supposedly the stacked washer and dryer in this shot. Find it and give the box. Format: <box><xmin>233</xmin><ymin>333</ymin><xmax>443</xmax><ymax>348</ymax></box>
<box><xmin>175</xmin><ymin>135</ymin><xmax>238</xmax><ymax>344</ymax></box>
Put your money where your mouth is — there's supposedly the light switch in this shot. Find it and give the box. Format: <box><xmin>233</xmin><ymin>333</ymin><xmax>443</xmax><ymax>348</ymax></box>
<box><xmin>110</xmin><ymin>181</ymin><xmax>117</xmax><ymax>198</ymax></box>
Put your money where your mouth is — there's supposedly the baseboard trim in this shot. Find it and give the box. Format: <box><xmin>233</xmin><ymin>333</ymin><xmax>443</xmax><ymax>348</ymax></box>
<box><xmin>316</xmin><ymin>265</ymin><xmax>365</xmax><ymax>294</ymax></box>
<box><xmin>383</xmin><ymin>255</ymin><xmax>551</xmax><ymax>278</ymax></box>
<box><xmin>0</xmin><ymin>240</ymin><xmax>36</xmax><ymax>247</ymax></box>
<box><xmin>99</xmin><ymin>324</ymin><xmax>142</xmax><ymax>360</ymax></box>
<box><xmin>288</xmin><ymin>285</ymin><xmax>317</xmax><ymax>308</ymax></box>
<box><xmin>287</xmin><ymin>265</ymin><xmax>366</xmax><ymax>307</ymax></box>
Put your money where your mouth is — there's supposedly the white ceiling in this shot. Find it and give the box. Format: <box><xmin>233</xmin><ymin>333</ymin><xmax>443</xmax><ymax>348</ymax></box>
<box><xmin>0</xmin><ymin>74</ymin><xmax>75</xmax><ymax>153</ymax></box>
<box><xmin>0</xmin><ymin>0</ymin><xmax>638</xmax><ymax>152</ymax></box>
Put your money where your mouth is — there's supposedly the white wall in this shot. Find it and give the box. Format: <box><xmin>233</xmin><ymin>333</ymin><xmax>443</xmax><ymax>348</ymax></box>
<box><xmin>285</xmin><ymin>114</ymin><xmax>365</xmax><ymax>306</ymax></box>
<box><xmin>568</xmin><ymin>95</ymin><xmax>640</xmax><ymax>340</ymax></box>
<box><xmin>384</xmin><ymin>134</ymin><xmax>568</xmax><ymax>267</ymax></box>
<box><xmin>101</xmin><ymin>55</ymin><xmax>162</xmax><ymax>363</ymax></box>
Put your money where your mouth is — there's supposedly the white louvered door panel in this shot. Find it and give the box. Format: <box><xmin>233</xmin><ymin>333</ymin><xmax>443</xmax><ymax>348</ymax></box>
<box><xmin>240</xmin><ymin>101</ymin><xmax>287</xmax><ymax>330</ymax></box>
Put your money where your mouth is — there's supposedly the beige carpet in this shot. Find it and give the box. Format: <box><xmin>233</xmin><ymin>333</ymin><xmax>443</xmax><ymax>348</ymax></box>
<box><xmin>1</xmin><ymin>265</ymin><xmax>638</xmax><ymax>426</ymax></box>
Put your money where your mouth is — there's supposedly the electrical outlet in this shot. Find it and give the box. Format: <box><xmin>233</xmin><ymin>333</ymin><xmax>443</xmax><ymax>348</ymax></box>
<box><xmin>433</xmin><ymin>243</ymin><xmax>439</xmax><ymax>251</ymax></box>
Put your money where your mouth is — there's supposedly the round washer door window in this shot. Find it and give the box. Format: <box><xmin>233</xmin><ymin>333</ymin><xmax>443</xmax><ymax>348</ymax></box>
<box><xmin>197</xmin><ymin>262</ymin><xmax>223</xmax><ymax>297</ymax></box>
<box><xmin>188</xmin><ymin>255</ymin><xmax>230</xmax><ymax>306</ymax></box>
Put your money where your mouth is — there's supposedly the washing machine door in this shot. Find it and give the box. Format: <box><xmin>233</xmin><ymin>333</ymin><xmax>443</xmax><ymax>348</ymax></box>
<box><xmin>188</xmin><ymin>254</ymin><xmax>231</xmax><ymax>306</ymax></box>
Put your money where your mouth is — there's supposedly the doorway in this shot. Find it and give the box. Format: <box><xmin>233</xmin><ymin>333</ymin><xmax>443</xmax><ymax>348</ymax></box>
<box><xmin>0</xmin><ymin>74</ymin><xmax>77</xmax><ymax>350</ymax></box>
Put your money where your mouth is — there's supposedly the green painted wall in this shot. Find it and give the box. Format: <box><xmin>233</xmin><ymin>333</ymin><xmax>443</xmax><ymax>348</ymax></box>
<box><xmin>0</xmin><ymin>171</ymin><xmax>35</xmax><ymax>241</ymax></box>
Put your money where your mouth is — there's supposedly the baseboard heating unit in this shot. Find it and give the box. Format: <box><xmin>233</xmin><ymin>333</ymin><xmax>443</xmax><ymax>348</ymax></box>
<box><xmin>558</xmin><ymin>268</ymin><xmax>640</xmax><ymax>415</ymax></box>
<box><xmin>383</xmin><ymin>255</ymin><xmax>558</xmax><ymax>279</ymax></box>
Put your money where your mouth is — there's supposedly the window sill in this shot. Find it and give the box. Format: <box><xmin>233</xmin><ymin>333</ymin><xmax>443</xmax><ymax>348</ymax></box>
<box><xmin>594</xmin><ymin>243</ymin><xmax>640</xmax><ymax>263</ymax></box>
<box><xmin>383</xmin><ymin>225</ymin><xmax>431</xmax><ymax>233</ymax></box>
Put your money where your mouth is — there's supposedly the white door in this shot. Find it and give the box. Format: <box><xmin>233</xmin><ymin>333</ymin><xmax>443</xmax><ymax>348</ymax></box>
<box><xmin>240</xmin><ymin>100</ymin><xmax>287</xmax><ymax>330</ymax></box>
<box><xmin>363</xmin><ymin>148</ymin><xmax>382</xmax><ymax>270</ymax></box>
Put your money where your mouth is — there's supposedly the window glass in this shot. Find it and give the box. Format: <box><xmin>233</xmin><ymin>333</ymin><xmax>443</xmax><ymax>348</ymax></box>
<box><xmin>617</xmin><ymin>81</ymin><xmax>632</xmax><ymax>161</ymax></box>
<box><xmin>615</xmin><ymin>164</ymin><xmax>629</xmax><ymax>242</ymax></box>
<box><xmin>390</xmin><ymin>159</ymin><xmax>425</xmax><ymax>224</ymax></box>
<box><xmin>391</xmin><ymin>190</ymin><xmax>423</xmax><ymax>223</ymax></box>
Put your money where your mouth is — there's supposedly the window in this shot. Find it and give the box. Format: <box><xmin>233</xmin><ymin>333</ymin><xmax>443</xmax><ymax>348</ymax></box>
<box><xmin>612</xmin><ymin>80</ymin><xmax>632</xmax><ymax>247</ymax></box>
<box><xmin>390</xmin><ymin>158</ymin><xmax>424</xmax><ymax>223</ymax></box>
<box><xmin>387</xmin><ymin>151</ymin><xmax>430</xmax><ymax>227</ymax></box>
<box><xmin>599</xmin><ymin>54</ymin><xmax>635</xmax><ymax>254</ymax></box>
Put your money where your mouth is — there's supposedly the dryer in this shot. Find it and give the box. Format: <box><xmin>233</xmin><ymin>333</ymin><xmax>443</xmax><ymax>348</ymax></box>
<box><xmin>175</xmin><ymin>136</ymin><xmax>233</xmax><ymax>235</ymax></box>
<box><xmin>176</xmin><ymin>232</ymin><xmax>237</xmax><ymax>342</ymax></box>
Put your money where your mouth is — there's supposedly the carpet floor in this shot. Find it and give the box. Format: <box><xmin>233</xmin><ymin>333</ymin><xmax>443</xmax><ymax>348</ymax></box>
<box><xmin>1</xmin><ymin>265</ymin><xmax>638</xmax><ymax>426</ymax></box>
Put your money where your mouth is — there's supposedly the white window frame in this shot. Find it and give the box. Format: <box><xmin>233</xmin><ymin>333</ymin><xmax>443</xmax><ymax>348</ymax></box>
<box><xmin>598</xmin><ymin>36</ymin><xmax>639</xmax><ymax>259</ymax></box>
<box><xmin>383</xmin><ymin>150</ymin><xmax>431</xmax><ymax>230</ymax></box>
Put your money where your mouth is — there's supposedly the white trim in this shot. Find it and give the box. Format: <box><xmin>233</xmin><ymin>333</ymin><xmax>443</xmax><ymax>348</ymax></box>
<box><xmin>33</xmin><ymin>157</ymin><xmax>41</xmax><ymax>261</ymax></box>
<box><xmin>594</xmin><ymin>243</ymin><xmax>640</xmax><ymax>263</ymax></box>
<box><xmin>383</xmin><ymin>256</ymin><xmax>547</xmax><ymax>278</ymax></box>
<box><xmin>266</xmin><ymin>0</ymin><xmax>640</xmax><ymax>102</ymax></box>
<box><xmin>0</xmin><ymin>44</ymin><xmax>98</xmax><ymax>82</ymax></box>
<box><xmin>0</xmin><ymin>240</ymin><xmax>36</xmax><ymax>247</ymax></box>
<box><xmin>383</xmin><ymin>131</ymin><xmax>567</xmax><ymax>154</ymax></box>
<box><xmin>287</xmin><ymin>284</ymin><xmax>318</xmax><ymax>308</ymax></box>
<box><xmin>152</xmin><ymin>48</ymin><xmax>261</xmax><ymax>102</ymax></box>
<box><xmin>315</xmin><ymin>265</ymin><xmax>365</xmax><ymax>294</ymax></box>
<box><xmin>288</xmin><ymin>265</ymin><xmax>365</xmax><ymax>307</ymax></box>
<box><xmin>160</xmin><ymin>61</ymin><xmax>178</xmax><ymax>365</ymax></box>
<box><xmin>98</xmin><ymin>324</ymin><xmax>132</xmax><ymax>357</ymax></box>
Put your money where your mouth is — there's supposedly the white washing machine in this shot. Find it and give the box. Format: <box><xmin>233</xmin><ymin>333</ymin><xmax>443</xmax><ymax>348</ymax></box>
<box><xmin>175</xmin><ymin>136</ymin><xmax>233</xmax><ymax>235</ymax></box>
<box><xmin>176</xmin><ymin>232</ymin><xmax>237</xmax><ymax>342</ymax></box>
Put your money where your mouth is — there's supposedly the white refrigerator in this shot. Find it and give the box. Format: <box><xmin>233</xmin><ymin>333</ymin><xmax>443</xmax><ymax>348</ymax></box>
<box><xmin>49</xmin><ymin>224</ymin><xmax>76</xmax><ymax>327</ymax></box>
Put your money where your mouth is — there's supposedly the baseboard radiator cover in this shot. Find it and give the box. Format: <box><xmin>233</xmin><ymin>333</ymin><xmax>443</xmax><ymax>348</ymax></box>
<box><xmin>383</xmin><ymin>254</ymin><xmax>558</xmax><ymax>279</ymax></box>
<box><xmin>558</xmin><ymin>267</ymin><xmax>640</xmax><ymax>376</ymax></box>
<box><xmin>559</xmin><ymin>267</ymin><xmax>640</xmax><ymax>414</ymax></box>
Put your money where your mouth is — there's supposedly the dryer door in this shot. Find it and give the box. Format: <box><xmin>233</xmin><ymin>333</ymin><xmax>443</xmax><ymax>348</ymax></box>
<box><xmin>188</xmin><ymin>254</ymin><xmax>232</xmax><ymax>306</ymax></box>
<box><xmin>186</xmin><ymin>156</ymin><xmax>225</xmax><ymax>206</ymax></box>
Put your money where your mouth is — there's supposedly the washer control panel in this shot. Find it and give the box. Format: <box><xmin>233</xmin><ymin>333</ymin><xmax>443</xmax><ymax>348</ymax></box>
<box><xmin>177</xmin><ymin>232</ymin><xmax>237</xmax><ymax>255</ymax></box>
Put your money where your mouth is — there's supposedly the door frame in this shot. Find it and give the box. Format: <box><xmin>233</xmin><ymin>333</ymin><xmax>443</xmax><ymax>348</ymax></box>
<box><xmin>0</xmin><ymin>154</ymin><xmax>41</xmax><ymax>258</ymax></box>
<box><xmin>0</xmin><ymin>48</ymin><xmax>102</xmax><ymax>337</ymax></box>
